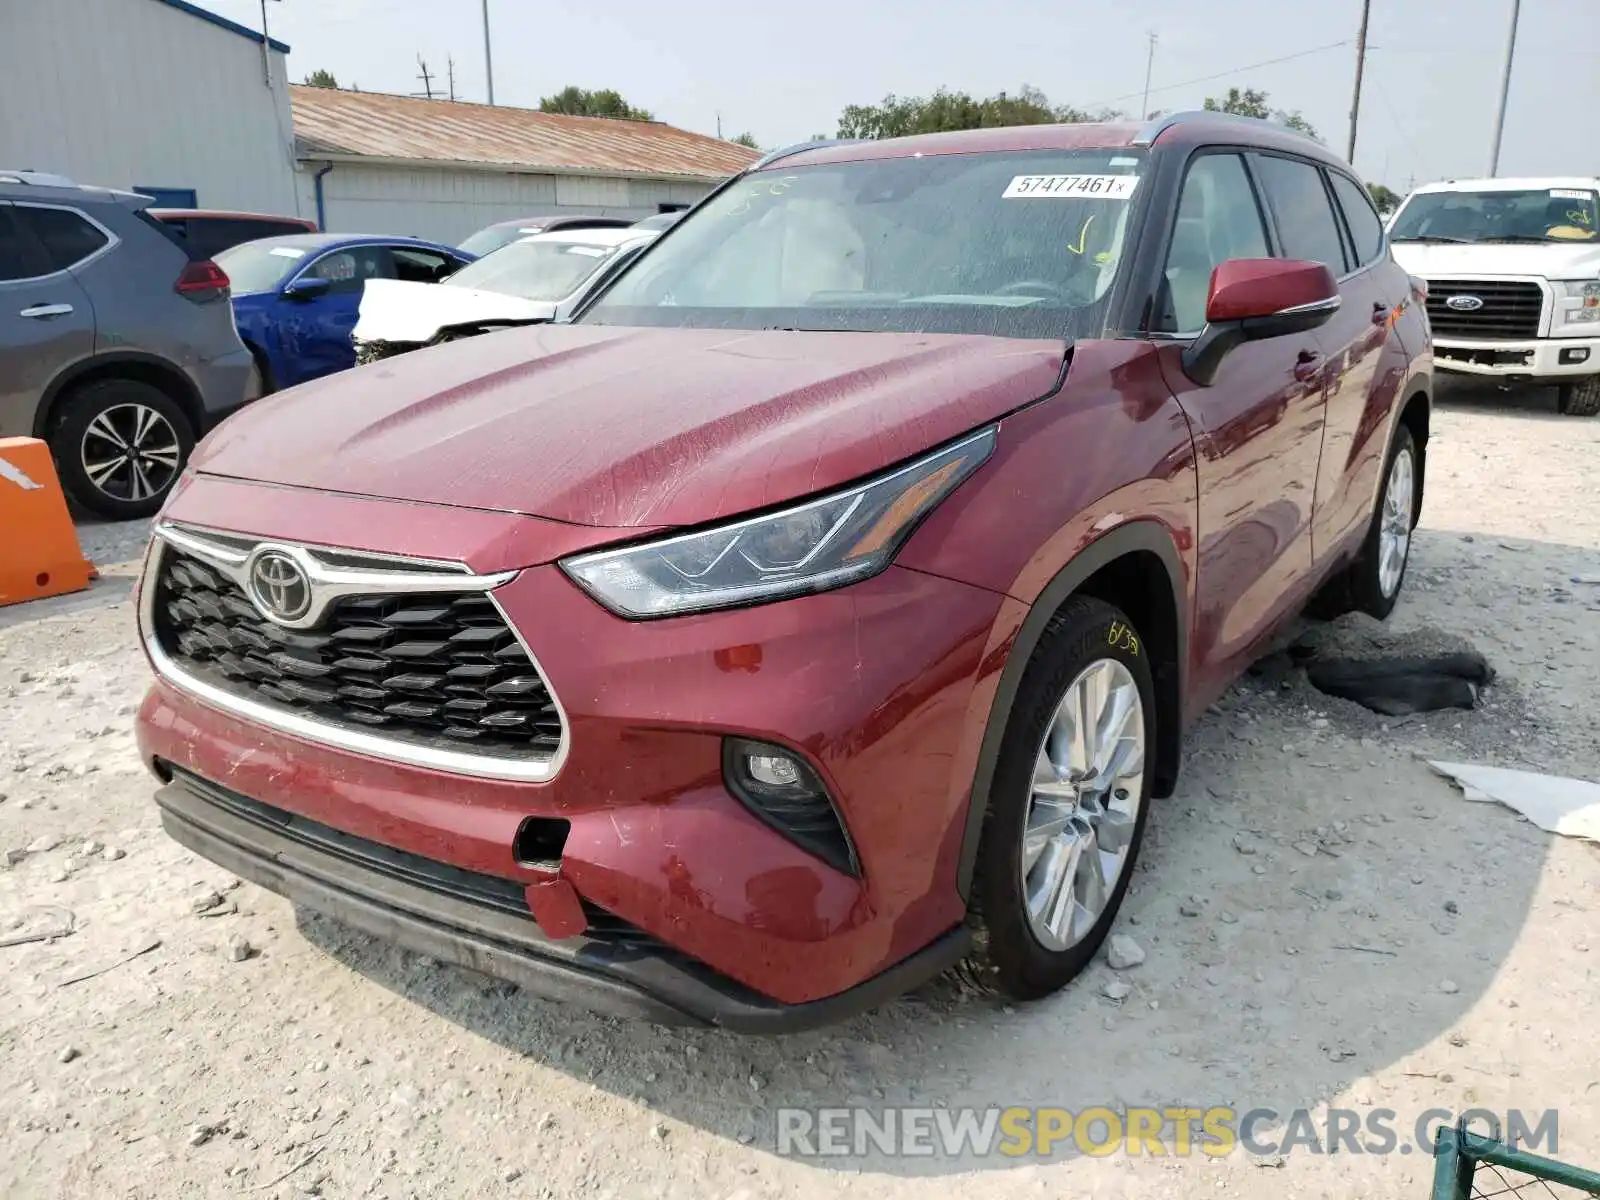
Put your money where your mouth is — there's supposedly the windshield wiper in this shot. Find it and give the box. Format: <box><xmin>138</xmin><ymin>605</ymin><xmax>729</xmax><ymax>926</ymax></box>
<box><xmin>1479</xmin><ymin>235</ymin><xmax>1557</xmax><ymax>244</ymax></box>
<box><xmin>1391</xmin><ymin>235</ymin><xmax>1470</xmax><ymax>244</ymax></box>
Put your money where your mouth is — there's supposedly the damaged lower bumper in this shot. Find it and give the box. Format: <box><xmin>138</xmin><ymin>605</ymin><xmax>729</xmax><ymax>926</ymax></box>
<box><xmin>154</xmin><ymin>768</ymin><xmax>968</xmax><ymax>1033</ymax></box>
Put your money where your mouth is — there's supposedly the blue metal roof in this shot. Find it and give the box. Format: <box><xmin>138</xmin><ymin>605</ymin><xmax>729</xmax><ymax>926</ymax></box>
<box><xmin>151</xmin><ymin>0</ymin><xmax>291</xmax><ymax>54</ymax></box>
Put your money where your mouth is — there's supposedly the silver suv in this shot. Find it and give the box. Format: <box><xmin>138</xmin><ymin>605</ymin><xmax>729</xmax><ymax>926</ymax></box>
<box><xmin>0</xmin><ymin>170</ymin><xmax>259</xmax><ymax>518</ymax></box>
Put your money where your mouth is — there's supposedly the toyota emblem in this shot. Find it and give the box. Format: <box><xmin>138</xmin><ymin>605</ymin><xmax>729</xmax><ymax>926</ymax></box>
<box><xmin>1445</xmin><ymin>295</ymin><xmax>1485</xmax><ymax>312</ymax></box>
<box><xmin>247</xmin><ymin>550</ymin><xmax>312</xmax><ymax>624</ymax></box>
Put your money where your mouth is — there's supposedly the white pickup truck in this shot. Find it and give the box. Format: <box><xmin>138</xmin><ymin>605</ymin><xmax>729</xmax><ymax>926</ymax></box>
<box><xmin>1387</xmin><ymin>177</ymin><xmax>1600</xmax><ymax>416</ymax></box>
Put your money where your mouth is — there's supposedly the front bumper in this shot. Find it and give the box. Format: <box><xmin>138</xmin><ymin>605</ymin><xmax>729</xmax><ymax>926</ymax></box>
<box><xmin>136</xmin><ymin>475</ymin><xmax>1007</xmax><ymax>1016</ymax></box>
<box><xmin>155</xmin><ymin>768</ymin><xmax>968</xmax><ymax>1031</ymax></box>
<box><xmin>1432</xmin><ymin>336</ymin><xmax>1600</xmax><ymax>379</ymax></box>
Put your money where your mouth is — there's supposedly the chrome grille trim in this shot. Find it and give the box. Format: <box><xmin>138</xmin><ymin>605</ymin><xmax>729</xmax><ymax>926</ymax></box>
<box><xmin>140</xmin><ymin>524</ymin><xmax>569</xmax><ymax>784</ymax></box>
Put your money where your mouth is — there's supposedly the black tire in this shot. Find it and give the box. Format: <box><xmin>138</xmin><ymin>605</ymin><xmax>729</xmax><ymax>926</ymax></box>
<box><xmin>1345</xmin><ymin>422</ymin><xmax>1418</xmax><ymax>620</ymax></box>
<box><xmin>962</xmin><ymin>596</ymin><xmax>1157</xmax><ymax>1001</ymax></box>
<box><xmin>48</xmin><ymin>379</ymin><xmax>195</xmax><ymax>520</ymax></box>
<box><xmin>1557</xmin><ymin>376</ymin><xmax>1600</xmax><ymax>417</ymax></box>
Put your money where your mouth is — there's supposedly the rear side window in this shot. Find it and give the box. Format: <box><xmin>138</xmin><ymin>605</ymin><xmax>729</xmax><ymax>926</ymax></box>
<box><xmin>13</xmin><ymin>206</ymin><xmax>110</xmax><ymax>272</ymax></box>
<box><xmin>0</xmin><ymin>207</ymin><xmax>44</xmax><ymax>280</ymax></box>
<box><xmin>1329</xmin><ymin>173</ymin><xmax>1386</xmax><ymax>267</ymax></box>
<box><xmin>392</xmin><ymin>247</ymin><xmax>464</xmax><ymax>282</ymax></box>
<box><xmin>1252</xmin><ymin>156</ymin><xmax>1350</xmax><ymax>273</ymax></box>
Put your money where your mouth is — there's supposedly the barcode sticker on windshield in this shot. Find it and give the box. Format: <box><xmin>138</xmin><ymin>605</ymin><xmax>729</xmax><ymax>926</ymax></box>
<box><xmin>1004</xmin><ymin>174</ymin><xmax>1139</xmax><ymax>200</ymax></box>
<box><xmin>1550</xmin><ymin>189</ymin><xmax>1591</xmax><ymax>199</ymax></box>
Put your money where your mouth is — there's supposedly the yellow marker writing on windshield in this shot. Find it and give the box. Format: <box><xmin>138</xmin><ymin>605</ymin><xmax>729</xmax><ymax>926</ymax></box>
<box><xmin>1068</xmin><ymin>214</ymin><xmax>1098</xmax><ymax>255</ymax></box>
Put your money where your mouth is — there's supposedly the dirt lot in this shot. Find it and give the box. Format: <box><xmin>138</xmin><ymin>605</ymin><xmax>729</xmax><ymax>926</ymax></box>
<box><xmin>2</xmin><ymin>381</ymin><xmax>1598</xmax><ymax>1200</ymax></box>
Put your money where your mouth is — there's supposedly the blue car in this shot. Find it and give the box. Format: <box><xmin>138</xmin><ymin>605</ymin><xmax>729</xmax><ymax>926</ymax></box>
<box><xmin>214</xmin><ymin>234</ymin><xmax>474</xmax><ymax>391</ymax></box>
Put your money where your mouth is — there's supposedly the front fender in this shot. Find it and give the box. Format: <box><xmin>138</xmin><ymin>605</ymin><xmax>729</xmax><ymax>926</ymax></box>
<box><xmin>895</xmin><ymin>339</ymin><xmax>1200</xmax><ymax>903</ymax></box>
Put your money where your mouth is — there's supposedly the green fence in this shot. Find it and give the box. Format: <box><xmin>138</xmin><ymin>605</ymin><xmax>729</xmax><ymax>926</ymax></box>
<box><xmin>1433</xmin><ymin>1122</ymin><xmax>1600</xmax><ymax>1199</ymax></box>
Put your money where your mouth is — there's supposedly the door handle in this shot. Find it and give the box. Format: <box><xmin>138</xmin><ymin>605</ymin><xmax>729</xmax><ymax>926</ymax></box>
<box><xmin>1293</xmin><ymin>350</ymin><xmax>1324</xmax><ymax>382</ymax></box>
<box><xmin>19</xmin><ymin>303</ymin><xmax>74</xmax><ymax>319</ymax></box>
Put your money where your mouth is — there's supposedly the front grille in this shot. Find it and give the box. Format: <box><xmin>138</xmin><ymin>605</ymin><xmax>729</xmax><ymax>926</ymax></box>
<box><xmin>151</xmin><ymin>548</ymin><xmax>560</xmax><ymax>760</ymax></box>
<box><xmin>1426</xmin><ymin>279</ymin><xmax>1543</xmax><ymax>340</ymax></box>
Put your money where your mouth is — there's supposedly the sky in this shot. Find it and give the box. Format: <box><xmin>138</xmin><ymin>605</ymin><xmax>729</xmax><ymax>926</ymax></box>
<box><xmin>205</xmin><ymin>0</ymin><xmax>1600</xmax><ymax>190</ymax></box>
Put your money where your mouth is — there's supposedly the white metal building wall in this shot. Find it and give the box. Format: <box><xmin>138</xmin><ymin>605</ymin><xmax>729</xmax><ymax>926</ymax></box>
<box><xmin>294</xmin><ymin>162</ymin><xmax>715</xmax><ymax>243</ymax></box>
<box><xmin>0</xmin><ymin>0</ymin><xmax>301</xmax><ymax>215</ymax></box>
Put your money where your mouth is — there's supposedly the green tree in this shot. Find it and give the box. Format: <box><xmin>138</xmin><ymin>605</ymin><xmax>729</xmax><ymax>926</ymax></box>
<box><xmin>538</xmin><ymin>87</ymin><xmax>654</xmax><ymax>121</ymax></box>
<box><xmin>1367</xmin><ymin>182</ymin><xmax>1401</xmax><ymax>215</ymax></box>
<box><xmin>1204</xmin><ymin>86</ymin><xmax>1319</xmax><ymax>141</ymax></box>
<box><xmin>303</xmin><ymin>69</ymin><xmax>339</xmax><ymax>88</ymax></box>
<box><xmin>730</xmin><ymin>132</ymin><xmax>760</xmax><ymax>149</ymax></box>
<box><xmin>837</xmin><ymin>86</ymin><xmax>1118</xmax><ymax>139</ymax></box>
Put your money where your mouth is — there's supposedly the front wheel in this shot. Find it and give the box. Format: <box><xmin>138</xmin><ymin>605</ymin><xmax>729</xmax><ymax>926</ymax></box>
<box><xmin>1557</xmin><ymin>376</ymin><xmax>1600</xmax><ymax>417</ymax></box>
<box><xmin>963</xmin><ymin>596</ymin><xmax>1156</xmax><ymax>1001</ymax></box>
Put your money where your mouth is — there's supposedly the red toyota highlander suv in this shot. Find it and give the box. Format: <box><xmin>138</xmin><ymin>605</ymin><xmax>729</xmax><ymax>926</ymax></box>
<box><xmin>135</xmin><ymin>113</ymin><xmax>1432</xmax><ymax>1031</ymax></box>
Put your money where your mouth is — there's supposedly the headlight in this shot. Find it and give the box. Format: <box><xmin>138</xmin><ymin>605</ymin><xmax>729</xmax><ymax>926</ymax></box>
<box><xmin>1555</xmin><ymin>280</ymin><xmax>1600</xmax><ymax>330</ymax></box>
<box><xmin>561</xmin><ymin>428</ymin><xmax>996</xmax><ymax>618</ymax></box>
<box><xmin>1557</xmin><ymin>280</ymin><xmax>1600</xmax><ymax>305</ymax></box>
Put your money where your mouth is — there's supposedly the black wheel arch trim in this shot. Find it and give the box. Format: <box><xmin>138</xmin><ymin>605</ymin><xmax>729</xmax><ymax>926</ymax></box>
<box><xmin>35</xmin><ymin>350</ymin><xmax>204</xmax><ymax>439</ymax></box>
<box><xmin>955</xmin><ymin>520</ymin><xmax>1188</xmax><ymax>902</ymax></box>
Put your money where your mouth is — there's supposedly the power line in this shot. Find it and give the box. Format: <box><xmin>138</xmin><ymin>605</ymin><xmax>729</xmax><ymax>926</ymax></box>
<box><xmin>1370</xmin><ymin>74</ymin><xmax>1430</xmax><ymax>184</ymax></box>
<box><xmin>1084</xmin><ymin>39</ymin><xmax>1351</xmax><ymax>111</ymax></box>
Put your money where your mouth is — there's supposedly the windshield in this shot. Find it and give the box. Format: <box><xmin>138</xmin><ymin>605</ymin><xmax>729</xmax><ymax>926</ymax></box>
<box><xmin>459</xmin><ymin>224</ymin><xmax>533</xmax><ymax>257</ymax></box>
<box><xmin>1391</xmin><ymin>187</ymin><xmax>1599</xmax><ymax>243</ymax></box>
<box><xmin>580</xmin><ymin>149</ymin><xmax>1146</xmax><ymax>338</ymax></box>
<box><xmin>214</xmin><ymin>241</ymin><xmax>313</xmax><ymax>294</ymax></box>
<box><xmin>443</xmin><ymin>238</ymin><xmax>622</xmax><ymax>301</ymax></box>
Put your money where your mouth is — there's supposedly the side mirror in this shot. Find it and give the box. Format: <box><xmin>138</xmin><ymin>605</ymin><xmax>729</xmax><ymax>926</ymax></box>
<box><xmin>283</xmin><ymin>275</ymin><xmax>332</xmax><ymax>301</ymax></box>
<box><xmin>1181</xmin><ymin>259</ymin><xmax>1340</xmax><ymax>386</ymax></box>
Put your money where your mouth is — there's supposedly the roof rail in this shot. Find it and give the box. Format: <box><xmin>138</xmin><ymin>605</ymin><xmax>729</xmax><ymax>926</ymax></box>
<box><xmin>0</xmin><ymin>169</ymin><xmax>79</xmax><ymax>188</ymax></box>
<box><xmin>1132</xmin><ymin>110</ymin><xmax>1320</xmax><ymax>147</ymax></box>
<box><xmin>748</xmin><ymin>139</ymin><xmax>863</xmax><ymax>171</ymax></box>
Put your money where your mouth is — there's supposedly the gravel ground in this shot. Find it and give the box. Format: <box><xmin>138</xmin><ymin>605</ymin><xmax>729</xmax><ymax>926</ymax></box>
<box><xmin>2</xmin><ymin>380</ymin><xmax>1598</xmax><ymax>1199</ymax></box>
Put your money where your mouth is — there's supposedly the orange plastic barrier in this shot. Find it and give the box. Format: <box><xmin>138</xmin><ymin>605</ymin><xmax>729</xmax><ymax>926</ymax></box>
<box><xmin>0</xmin><ymin>437</ymin><xmax>96</xmax><ymax>607</ymax></box>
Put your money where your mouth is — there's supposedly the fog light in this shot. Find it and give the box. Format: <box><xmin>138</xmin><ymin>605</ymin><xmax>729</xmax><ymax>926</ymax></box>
<box><xmin>1561</xmin><ymin>347</ymin><xmax>1591</xmax><ymax>365</ymax></box>
<box><xmin>723</xmin><ymin>737</ymin><xmax>858</xmax><ymax>875</ymax></box>
<box><xmin>747</xmin><ymin>752</ymin><xmax>802</xmax><ymax>787</ymax></box>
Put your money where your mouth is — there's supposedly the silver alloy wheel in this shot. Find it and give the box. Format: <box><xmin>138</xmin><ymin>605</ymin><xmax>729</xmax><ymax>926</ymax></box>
<box><xmin>1378</xmin><ymin>445</ymin><xmax>1415</xmax><ymax>599</ymax></box>
<box><xmin>1021</xmin><ymin>658</ymin><xmax>1146</xmax><ymax>952</ymax></box>
<box><xmin>81</xmin><ymin>403</ymin><xmax>181</xmax><ymax>503</ymax></box>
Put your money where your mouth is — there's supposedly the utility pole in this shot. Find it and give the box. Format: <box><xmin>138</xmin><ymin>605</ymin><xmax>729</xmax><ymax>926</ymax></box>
<box><xmin>415</xmin><ymin>55</ymin><xmax>435</xmax><ymax>100</ymax></box>
<box><xmin>447</xmin><ymin>56</ymin><xmax>457</xmax><ymax>101</ymax></box>
<box><xmin>1346</xmin><ymin>0</ymin><xmax>1371</xmax><ymax>163</ymax></box>
<box><xmin>481</xmin><ymin>0</ymin><xmax>496</xmax><ymax>105</ymax></box>
<box><xmin>1140</xmin><ymin>32</ymin><xmax>1158</xmax><ymax>121</ymax></box>
<box><xmin>257</xmin><ymin>0</ymin><xmax>280</xmax><ymax>88</ymax></box>
<box><xmin>1487</xmin><ymin>0</ymin><xmax>1522</xmax><ymax>176</ymax></box>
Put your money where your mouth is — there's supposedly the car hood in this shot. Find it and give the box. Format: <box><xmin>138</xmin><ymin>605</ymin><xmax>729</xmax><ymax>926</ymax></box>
<box><xmin>352</xmin><ymin>279</ymin><xmax>557</xmax><ymax>345</ymax></box>
<box><xmin>192</xmin><ymin>323</ymin><xmax>1066</xmax><ymax>528</ymax></box>
<box><xmin>1390</xmin><ymin>239</ymin><xmax>1600</xmax><ymax>280</ymax></box>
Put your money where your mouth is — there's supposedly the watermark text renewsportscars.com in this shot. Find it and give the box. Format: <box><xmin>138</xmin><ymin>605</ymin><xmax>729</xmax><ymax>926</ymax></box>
<box><xmin>776</xmin><ymin>1106</ymin><xmax>1559</xmax><ymax>1159</ymax></box>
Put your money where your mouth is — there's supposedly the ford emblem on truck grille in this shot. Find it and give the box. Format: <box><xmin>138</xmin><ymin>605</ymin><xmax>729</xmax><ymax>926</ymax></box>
<box><xmin>1445</xmin><ymin>295</ymin><xmax>1485</xmax><ymax>312</ymax></box>
<box><xmin>247</xmin><ymin>550</ymin><xmax>313</xmax><ymax>624</ymax></box>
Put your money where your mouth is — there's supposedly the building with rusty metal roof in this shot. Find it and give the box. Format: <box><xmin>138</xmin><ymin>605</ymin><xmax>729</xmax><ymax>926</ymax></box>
<box><xmin>2</xmin><ymin>0</ymin><xmax>756</xmax><ymax>246</ymax></box>
<box><xmin>290</xmin><ymin>86</ymin><xmax>759</xmax><ymax>245</ymax></box>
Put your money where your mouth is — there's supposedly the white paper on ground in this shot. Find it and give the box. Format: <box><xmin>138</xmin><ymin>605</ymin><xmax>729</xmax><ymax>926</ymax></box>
<box><xmin>1429</xmin><ymin>761</ymin><xmax>1600</xmax><ymax>841</ymax></box>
